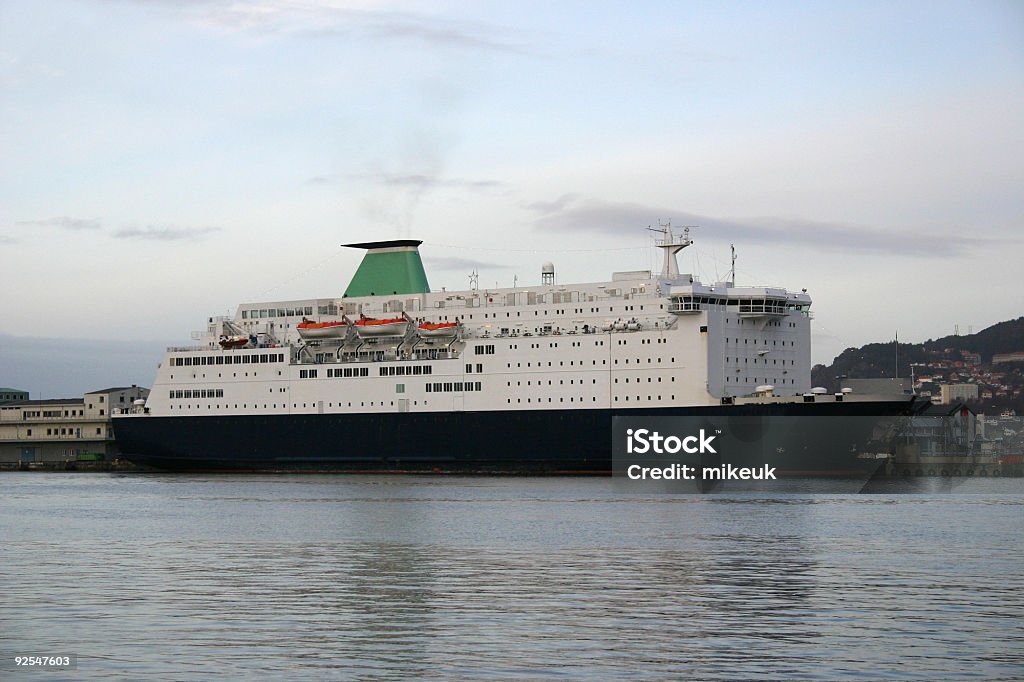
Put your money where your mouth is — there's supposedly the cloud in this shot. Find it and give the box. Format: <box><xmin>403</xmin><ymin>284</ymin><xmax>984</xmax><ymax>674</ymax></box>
<box><xmin>424</xmin><ymin>255</ymin><xmax>512</xmax><ymax>272</ymax></box>
<box><xmin>12</xmin><ymin>218</ymin><xmax>224</xmax><ymax>243</ymax></box>
<box><xmin>343</xmin><ymin>166</ymin><xmax>506</xmax><ymax>238</ymax></box>
<box><xmin>113</xmin><ymin>226</ymin><xmax>222</xmax><ymax>241</ymax></box>
<box><xmin>177</xmin><ymin>1</ymin><xmax>528</xmax><ymax>54</ymax></box>
<box><xmin>17</xmin><ymin>216</ymin><xmax>101</xmax><ymax>231</ymax></box>
<box><xmin>362</xmin><ymin>16</ymin><xmax>526</xmax><ymax>54</ymax></box>
<box><xmin>374</xmin><ymin>172</ymin><xmax>503</xmax><ymax>191</ymax></box>
<box><xmin>522</xmin><ymin>193</ymin><xmax>581</xmax><ymax>214</ymax></box>
<box><xmin>526</xmin><ymin>195</ymin><xmax>1016</xmax><ymax>257</ymax></box>
<box><xmin>313</xmin><ymin>172</ymin><xmax>504</xmax><ymax>191</ymax></box>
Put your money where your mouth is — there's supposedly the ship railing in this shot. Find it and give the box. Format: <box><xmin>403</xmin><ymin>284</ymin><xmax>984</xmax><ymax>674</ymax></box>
<box><xmin>300</xmin><ymin>350</ymin><xmax>460</xmax><ymax>365</ymax></box>
<box><xmin>113</xmin><ymin>407</ymin><xmax>149</xmax><ymax>416</ymax></box>
<box><xmin>167</xmin><ymin>343</ymin><xmax>291</xmax><ymax>353</ymax></box>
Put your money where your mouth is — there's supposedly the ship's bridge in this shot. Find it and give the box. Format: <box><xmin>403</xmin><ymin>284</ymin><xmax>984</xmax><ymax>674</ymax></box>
<box><xmin>668</xmin><ymin>283</ymin><xmax>811</xmax><ymax>317</ymax></box>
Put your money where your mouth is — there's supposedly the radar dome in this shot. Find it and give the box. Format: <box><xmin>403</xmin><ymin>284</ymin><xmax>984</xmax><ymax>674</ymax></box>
<box><xmin>541</xmin><ymin>261</ymin><xmax>555</xmax><ymax>284</ymax></box>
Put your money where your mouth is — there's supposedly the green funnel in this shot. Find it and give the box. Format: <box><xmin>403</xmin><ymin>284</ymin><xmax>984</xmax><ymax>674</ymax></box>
<box><xmin>343</xmin><ymin>240</ymin><xmax>430</xmax><ymax>297</ymax></box>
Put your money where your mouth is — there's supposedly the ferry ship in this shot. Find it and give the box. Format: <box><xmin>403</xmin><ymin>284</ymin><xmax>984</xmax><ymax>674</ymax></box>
<box><xmin>113</xmin><ymin>226</ymin><xmax>925</xmax><ymax>472</ymax></box>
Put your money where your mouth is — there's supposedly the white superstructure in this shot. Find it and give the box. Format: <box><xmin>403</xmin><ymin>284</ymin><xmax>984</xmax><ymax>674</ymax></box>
<box><xmin>140</xmin><ymin>227</ymin><xmax>813</xmax><ymax>418</ymax></box>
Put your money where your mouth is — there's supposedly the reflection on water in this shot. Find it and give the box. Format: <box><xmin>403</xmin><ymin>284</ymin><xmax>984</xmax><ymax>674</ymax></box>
<box><xmin>1</xmin><ymin>475</ymin><xmax>1022</xmax><ymax>680</ymax></box>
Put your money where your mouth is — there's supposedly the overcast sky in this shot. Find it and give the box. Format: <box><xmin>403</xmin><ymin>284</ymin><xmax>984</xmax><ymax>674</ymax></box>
<box><xmin>2</xmin><ymin>0</ymin><xmax>1022</xmax><ymax>396</ymax></box>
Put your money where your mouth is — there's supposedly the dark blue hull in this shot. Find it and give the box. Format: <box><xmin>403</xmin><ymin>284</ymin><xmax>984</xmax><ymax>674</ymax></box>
<box><xmin>113</xmin><ymin>398</ymin><xmax>926</xmax><ymax>473</ymax></box>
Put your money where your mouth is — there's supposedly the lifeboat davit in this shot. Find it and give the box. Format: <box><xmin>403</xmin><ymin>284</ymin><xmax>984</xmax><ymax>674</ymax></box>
<box><xmin>417</xmin><ymin>321</ymin><xmax>459</xmax><ymax>338</ymax></box>
<box><xmin>354</xmin><ymin>315</ymin><xmax>409</xmax><ymax>337</ymax></box>
<box><xmin>218</xmin><ymin>335</ymin><xmax>249</xmax><ymax>349</ymax></box>
<box><xmin>297</xmin><ymin>318</ymin><xmax>349</xmax><ymax>340</ymax></box>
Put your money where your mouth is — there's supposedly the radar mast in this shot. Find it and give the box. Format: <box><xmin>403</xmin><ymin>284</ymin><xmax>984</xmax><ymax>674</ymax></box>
<box><xmin>648</xmin><ymin>221</ymin><xmax>693</xmax><ymax>279</ymax></box>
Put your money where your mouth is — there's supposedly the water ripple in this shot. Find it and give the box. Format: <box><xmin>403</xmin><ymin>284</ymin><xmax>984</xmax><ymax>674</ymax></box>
<box><xmin>1</xmin><ymin>475</ymin><xmax>1022</xmax><ymax>680</ymax></box>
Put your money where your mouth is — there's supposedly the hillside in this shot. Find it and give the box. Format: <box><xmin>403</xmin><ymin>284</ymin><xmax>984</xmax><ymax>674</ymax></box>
<box><xmin>811</xmin><ymin>317</ymin><xmax>1024</xmax><ymax>412</ymax></box>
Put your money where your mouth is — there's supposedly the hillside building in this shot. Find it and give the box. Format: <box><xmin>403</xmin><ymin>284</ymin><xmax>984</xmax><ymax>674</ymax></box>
<box><xmin>992</xmin><ymin>352</ymin><xmax>1024</xmax><ymax>365</ymax></box>
<box><xmin>940</xmin><ymin>383</ymin><xmax>979</xmax><ymax>405</ymax></box>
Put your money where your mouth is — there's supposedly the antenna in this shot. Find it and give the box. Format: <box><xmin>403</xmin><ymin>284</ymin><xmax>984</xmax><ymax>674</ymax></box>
<box><xmin>468</xmin><ymin>270</ymin><xmax>479</xmax><ymax>291</ymax></box>
<box><xmin>730</xmin><ymin>244</ymin><xmax>736</xmax><ymax>285</ymax></box>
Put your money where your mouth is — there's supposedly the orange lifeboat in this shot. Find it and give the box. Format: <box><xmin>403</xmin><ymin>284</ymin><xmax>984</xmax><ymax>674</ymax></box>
<box><xmin>417</xmin><ymin>321</ymin><xmax>459</xmax><ymax>338</ymax></box>
<box><xmin>218</xmin><ymin>335</ymin><xmax>250</xmax><ymax>349</ymax></box>
<box><xmin>354</xmin><ymin>315</ymin><xmax>409</xmax><ymax>337</ymax></box>
<box><xmin>297</xmin><ymin>318</ymin><xmax>349</xmax><ymax>340</ymax></box>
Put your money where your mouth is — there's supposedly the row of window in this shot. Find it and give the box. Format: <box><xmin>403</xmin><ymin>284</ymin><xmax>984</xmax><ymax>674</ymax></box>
<box><xmin>510</xmin><ymin>379</ymin><xmax>599</xmax><ymax>386</ymax></box>
<box><xmin>304</xmin><ymin>366</ymin><xmax>386</xmax><ymax>379</ymax></box>
<box><xmin>512</xmin><ymin>341</ymin><xmax>606</xmax><ymax>349</ymax></box>
<box><xmin>502</xmin><ymin>357</ymin><xmax>680</xmax><ymax>368</ymax></box>
<box><xmin>725</xmin><ymin>377</ymin><xmax>795</xmax><ymax>384</ymax></box>
<box><xmin>379</xmin><ymin>365</ymin><xmax>434</xmax><ymax>376</ymax></box>
<box><xmin>502</xmin><ymin>395</ymin><xmax>681</xmax><ymax>404</ymax></box>
<box><xmin>170</xmin><ymin>389</ymin><xmax>224</xmax><ymax>399</ymax></box>
<box><xmin>465</xmin><ymin>364</ymin><xmax>484</xmax><ymax>374</ymax></box>
<box><xmin>327</xmin><ymin>367</ymin><xmax>370</xmax><ymax>378</ymax></box>
<box><xmin>172</xmin><ymin>353</ymin><xmax>285</xmax><ymax>367</ymax></box>
<box><xmin>614</xmin><ymin>395</ymin><xmax>676</xmax><ymax>402</ymax></box>
<box><xmin>179</xmin><ymin>372</ymin><xmax>265</xmax><ymax>380</ymax></box>
<box><xmin>37</xmin><ymin>427</ymin><xmax>104</xmax><ymax>436</ymax></box>
<box><xmin>674</xmin><ymin>295</ymin><xmax>798</xmax><ymax>307</ymax></box>
<box><xmin>725</xmin><ymin>357</ymin><xmax>796</xmax><ymax>365</ymax></box>
<box><xmin>170</xmin><ymin>400</ymin><xmax>427</xmax><ymax>411</ymax></box>
<box><xmin>616</xmin><ymin>338</ymin><xmax>669</xmax><ymax>346</ymax></box>
<box><xmin>472</xmin><ymin>304</ymin><xmax>657</xmax><ymax>319</ymax></box>
<box><xmin>483</xmin><ymin>341</ymin><xmax>690</xmax><ymax>357</ymax></box>
<box><xmin>425</xmin><ymin>382</ymin><xmax>483</xmax><ymax>393</ymax></box>
<box><xmin>242</xmin><ymin>306</ymin><xmax>318</xmax><ymax>319</ymax></box>
<box><xmin>731</xmin><ymin>320</ymin><xmax>798</xmax><ymax>328</ymax></box>
<box><xmin>505</xmin><ymin>376</ymin><xmax>676</xmax><ymax>387</ymax></box>
<box><xmin>508</xmin><ymin>360</ymin><xmax>608</xmax><ymax>368</ymax></box>
<box><xmin>31</xmin><ymin>407</ymin><xmax>100</xmax><ymax>417</ymax></box>
<box><xmin>725</xmin><ymin>339</ymin><xmax>796</xmax><ymax>346</ymax></box>
<box><xmin>508</xmin><ymin>397</ymin><xmax>598</xmax><ymax>404</ymax></box>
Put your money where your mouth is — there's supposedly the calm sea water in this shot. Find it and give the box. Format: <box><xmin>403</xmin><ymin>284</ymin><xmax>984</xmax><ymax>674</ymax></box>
<box><xmin>1</xmin><ymin>474</ymin><xmax>1023</xmax><ymax>681</ymax></box>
